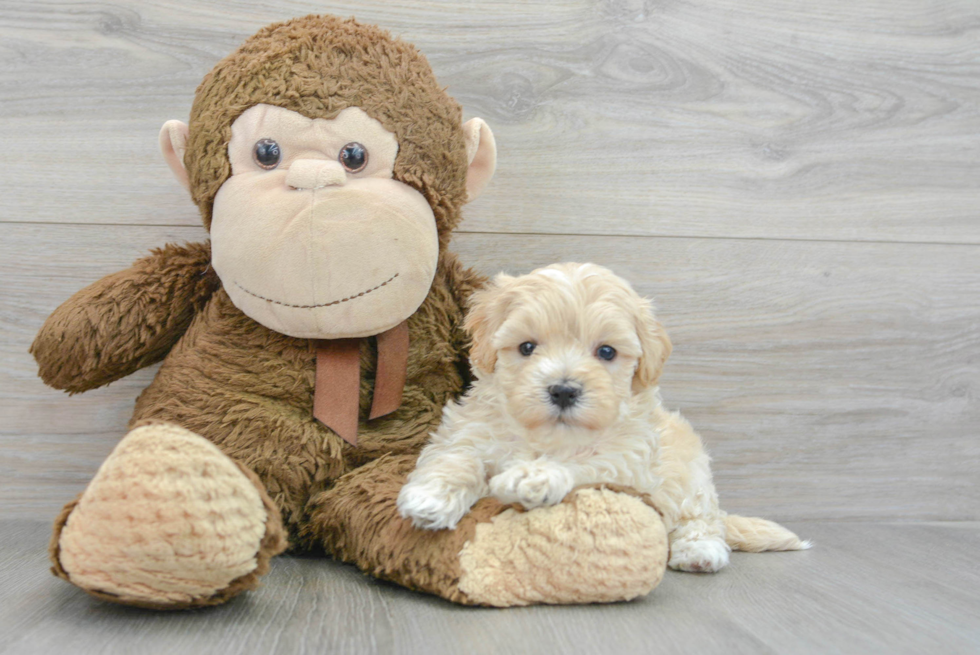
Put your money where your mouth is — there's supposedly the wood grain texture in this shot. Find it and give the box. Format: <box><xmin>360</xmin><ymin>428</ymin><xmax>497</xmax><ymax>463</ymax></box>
<box><xmin>1</xmin><ymin>1</ymin><xmax>978</xmax><ymax>648</ymax></box>
<box><xmin>2</xmin><ymin>223</ymin><xmax>977</xmax><ymax>521</ymax></box>
<box><xmin>0</xmin><ymin>0</ymin><xmax>978</xmax><ymax>243</ymax></box>
<box><xmin>0</xmin><ymin>519</ymin><xmax>977</xmax><ymax>654</ymax></box>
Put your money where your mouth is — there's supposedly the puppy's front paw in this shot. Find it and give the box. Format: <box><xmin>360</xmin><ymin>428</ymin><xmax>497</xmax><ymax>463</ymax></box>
<box><xmin>489</xmin><ymin>461</ymin><xmax>574</xmax><ymax>509</ymax></box>
<box><xmin>397</xmin><ymin>480</ymin><xmax>475</xmax><ymax>531</ymax></box>
<box><xmin>668</xmin><ymin>536</ymin><xmax>731</xmax><ymax>573</ymax></box>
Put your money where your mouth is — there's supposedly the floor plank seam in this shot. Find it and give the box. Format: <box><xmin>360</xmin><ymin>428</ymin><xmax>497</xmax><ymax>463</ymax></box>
<box><xmin>3</xmin><ymin>220</ymin><xmax>980</xmax><ymax>249</ymax></box>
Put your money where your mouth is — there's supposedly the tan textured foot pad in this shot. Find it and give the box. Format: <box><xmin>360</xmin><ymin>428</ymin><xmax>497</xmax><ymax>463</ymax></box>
<box><xmin>457</xmin><ymin>487</ymin><xmax>668</xmax><ymax>606</ymax></box>
<box><xmin>51</xmin><ymin>421</ymin><xmax>286</xmax><ymax>609</ymax></box>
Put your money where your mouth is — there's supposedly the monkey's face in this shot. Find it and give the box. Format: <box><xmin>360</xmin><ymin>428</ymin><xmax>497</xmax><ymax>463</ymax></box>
<box><xmin>162</xmin><ymin>16</ymin><xmax>498</xmax><ymax>339</ymax></box>
<box><xmin>208</xmin><ymin>104</ymin><xmax>439</xmax><ymax>339</ymax></box>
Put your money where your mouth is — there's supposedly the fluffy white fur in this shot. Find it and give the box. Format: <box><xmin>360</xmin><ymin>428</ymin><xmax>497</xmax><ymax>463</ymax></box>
<box><xmin>398</xmin><ymin>263</ymin><xmax>809</xmax><ymax>572</ymax></box>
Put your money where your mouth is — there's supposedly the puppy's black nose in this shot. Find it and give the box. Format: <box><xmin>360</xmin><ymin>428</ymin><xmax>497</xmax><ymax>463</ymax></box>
<box><xmin>548</xmin><ymin>384</ymin><xmax>580</xmax><ymax>410</ymax></box>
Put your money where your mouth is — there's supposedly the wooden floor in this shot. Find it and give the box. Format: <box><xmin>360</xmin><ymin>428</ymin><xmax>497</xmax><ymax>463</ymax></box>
<box><xmin>0</xmin><ymin>520</ymin><xmax>977</xmax><ymax>654</ymax></box>
<box><xmin>1</xmin><ymin>0</ymin><xmax>979</xmax><ymax>652</ymax></box>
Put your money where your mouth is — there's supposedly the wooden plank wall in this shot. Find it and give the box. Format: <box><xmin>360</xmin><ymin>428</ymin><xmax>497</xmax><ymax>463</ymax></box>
<box><xmin>1</xmin><ymin>0</ymin><xmax>978</xmax><ymax>521</ymax></box>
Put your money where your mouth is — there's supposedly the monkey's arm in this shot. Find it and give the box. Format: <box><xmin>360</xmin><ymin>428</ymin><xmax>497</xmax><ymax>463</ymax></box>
<box><xmin>31</xmin><ymin>241</ymin><xmax>219</xmax><ymax>393</ymax></box>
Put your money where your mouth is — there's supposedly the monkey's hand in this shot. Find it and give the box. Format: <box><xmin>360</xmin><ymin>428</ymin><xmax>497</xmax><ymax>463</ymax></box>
<box><xmin>30</xmin><ymin>241</ymin><xmax>218</xmax><ymax>393</ymax></box>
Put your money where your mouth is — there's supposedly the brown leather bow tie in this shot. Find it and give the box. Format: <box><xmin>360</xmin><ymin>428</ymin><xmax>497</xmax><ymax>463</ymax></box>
<box><xmin>312</xmin><ymin>320</ymin><xmax>409</xmax><ymax>447</ymax></box>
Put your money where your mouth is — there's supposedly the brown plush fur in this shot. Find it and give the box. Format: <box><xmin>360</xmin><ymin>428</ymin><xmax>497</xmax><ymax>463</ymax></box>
<box><xmin>129</xmin><ymin>251</ymin><xmax>482</xmax><ymax>541</ymax></box>
<box><xmin>304</xmin><ymin>456</ymin><xmax>666</xmax><ymax>605</ymax></box>
<box><xmin>304</xmin><ymin>453</ymin><xmax>509</xmax><ymax>603</ymax></box>
<box><xmin>49</xmin><ymin>456</ymin><xmax>288</xmax><ymax>610</ymax></box>
<box><xmin>186</xmin><ymin>15</ymin><xmax>469</xmax><ymax>247</ymax></box>
<box><xmin>32</xmin><ymin>15</ymin><xmax>495</xmax><ymax>605</ymax></box>
<box><xmin>33</xmin><ymin>15</ymin><xmax>666</xmax><ymax>607</ymax></box>
<box><xmin>30</xmin><ymin>242</ymin><xmax>218</xmax><ymax>393</ymax></box>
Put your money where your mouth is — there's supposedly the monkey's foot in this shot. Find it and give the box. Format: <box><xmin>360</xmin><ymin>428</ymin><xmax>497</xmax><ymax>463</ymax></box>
<box><xmin>457</xmin><ymin>486</ymin><xmax>668</xmax><ymax>606</ymax></box>
<box><xmin>306</xmin><ymin>456</ymin><xmax>667</xmax><ymax>607</ymax></box>
<box><xmin>51</xmin><ymin>421</ymin><xmax>287</xmax><ymax>609</ymax></box>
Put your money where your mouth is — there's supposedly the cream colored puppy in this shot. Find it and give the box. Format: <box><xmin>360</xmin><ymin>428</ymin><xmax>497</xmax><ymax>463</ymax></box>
<box><xmin>398</xmin><ymin>263</ymin><xmax>809</xmax><ymax>572</ymax></box>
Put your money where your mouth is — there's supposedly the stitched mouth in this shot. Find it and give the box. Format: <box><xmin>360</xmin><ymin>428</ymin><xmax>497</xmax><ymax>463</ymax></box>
<box><xmin>234</xmin><ymin>272</ymin><xmax>399</xmax><ymax>309</ymax></box>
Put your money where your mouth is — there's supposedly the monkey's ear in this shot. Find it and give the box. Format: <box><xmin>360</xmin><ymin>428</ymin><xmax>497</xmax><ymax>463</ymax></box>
<box><xmin>159</xmin><ymin>120</ymin><xmax>190</xmax><ymax>190</ymax></box>
<box><xmin>462</xmin><ymin>118</ymin><xmax>496</xmax><ymax>202</ymax></box>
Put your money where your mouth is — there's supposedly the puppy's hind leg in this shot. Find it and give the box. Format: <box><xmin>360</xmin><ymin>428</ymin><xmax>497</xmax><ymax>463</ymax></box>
<box><xmin>651</xmin><ymin>408</ymin><xmax>730</xmax><ymax>573</ymax></box>
<box><xmin>667</xmin><ymin>515</ymin><xmax>730</xmax><ymax>573</ymax></box>
<box><xmin>661</xmin><ymin>469</ymin><xmax>730</xmax><ymax>573</ymax></box>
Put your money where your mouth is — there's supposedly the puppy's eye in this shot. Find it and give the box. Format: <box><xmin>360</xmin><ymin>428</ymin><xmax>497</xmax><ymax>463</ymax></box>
<box><xmin>339</xmin><ymin>142</ymin><xmax>368</xmax><ymax>172</ymax></box>
<box><xmin>519</xmin><ymin>342</ymin><xmax>536</xmax><ymax>357</ymax></box>
<box><xmin>253</xmin><ymin>138</ymin><xmax>281</xmax><ymax>170</ymax></box>
<box><xmin>596</xmin><ymin>345</ymin><xmax>617</xmax><ymax>361</ymax></box>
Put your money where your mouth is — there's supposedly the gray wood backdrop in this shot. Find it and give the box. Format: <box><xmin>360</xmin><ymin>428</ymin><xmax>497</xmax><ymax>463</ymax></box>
<box><xmin>1</xmin><ymin>0</ymin><xmax>978</xmax><ymax>524</ymax></box>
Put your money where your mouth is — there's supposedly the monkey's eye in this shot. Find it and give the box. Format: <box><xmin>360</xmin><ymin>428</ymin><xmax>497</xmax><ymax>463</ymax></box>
<box><xmin>339</xmin><ymin>142</ymin><xmax>368</xmax><ymax>173</ymax></box>
<box><xmin>596</xmin><ymin>345</ymin><xmax>617</xmax><ymax>361</ymax></box>
<box><xmin>519</xmin><ymin>342</ymin><xmax>536</xmax><ymax>357</ymax></box>
<box><xmin>253</xmin><ymin>139</ymin><xmax>281</xmax><ymax>170</ymax></box>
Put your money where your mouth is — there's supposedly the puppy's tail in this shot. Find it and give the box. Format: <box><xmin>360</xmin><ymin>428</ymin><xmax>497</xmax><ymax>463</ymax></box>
<box><xmin>724</xmin><ymin>515</ymin><xmax>812</xmax><ymax>552</ymax></box>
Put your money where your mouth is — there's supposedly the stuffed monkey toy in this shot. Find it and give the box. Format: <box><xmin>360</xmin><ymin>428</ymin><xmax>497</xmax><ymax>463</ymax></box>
<box><xmin>31</xmin><ymin>15</ymin><xmax>668</xmax><ymax>609</ymax></box>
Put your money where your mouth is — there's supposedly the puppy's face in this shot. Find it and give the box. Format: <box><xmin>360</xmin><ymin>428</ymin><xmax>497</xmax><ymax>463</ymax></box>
<box><xmin>465</xmin><ymin>263</ymin><xmax>672</xmax><ymax>434</ymax></box>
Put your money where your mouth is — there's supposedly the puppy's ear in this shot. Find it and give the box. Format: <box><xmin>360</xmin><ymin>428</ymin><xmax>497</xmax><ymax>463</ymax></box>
<box><xmin>464</xmin><ymin>274</ymin><xmax>515</xmax><ymax>375</ymax></box>
<box><xmin>633</xmin><ymin>300</ymin><xmax>672</xmax><ymax>391</ymax></box>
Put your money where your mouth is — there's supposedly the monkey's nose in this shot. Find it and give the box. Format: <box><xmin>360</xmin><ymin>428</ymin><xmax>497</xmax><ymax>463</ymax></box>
<box><xmin>286</xmin><ymin>159</ymin><xmax>347</xmax><ymax>190</ymax></box>
<box><xmin>548</xmin><ymin>384</ymin><xmax>581</xmax><ymax>410</ymax></box>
